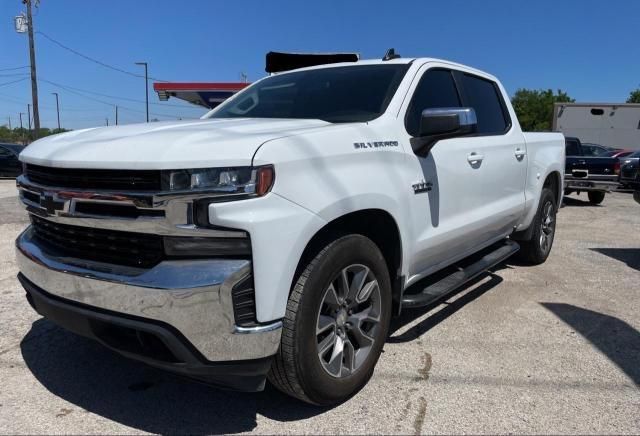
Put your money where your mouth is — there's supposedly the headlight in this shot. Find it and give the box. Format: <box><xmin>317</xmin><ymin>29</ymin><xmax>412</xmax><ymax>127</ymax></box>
<box><xmin>161</xmin><ymin>165</ymin><xmax>275</xmax><ymax>196</ymax></box>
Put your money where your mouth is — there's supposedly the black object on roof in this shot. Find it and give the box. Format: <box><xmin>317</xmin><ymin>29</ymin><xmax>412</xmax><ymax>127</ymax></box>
<box><xmin>382</xmin><ymin>48</ymin><xmax>401</xmax><ymax>61</ymax></box>
<box><xmin>265</xmin><ymin>51</ymin><xmax>359</xmax><ymax>73</ymax></box>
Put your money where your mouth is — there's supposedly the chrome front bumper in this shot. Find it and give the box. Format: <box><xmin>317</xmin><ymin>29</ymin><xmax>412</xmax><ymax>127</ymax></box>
<box><xmin>16</xmin><ymin>227</ymin><xmax>282</xmax><ymax>362</ymax></box>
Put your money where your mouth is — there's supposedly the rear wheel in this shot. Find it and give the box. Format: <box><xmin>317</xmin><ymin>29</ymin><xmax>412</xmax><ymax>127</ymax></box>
<box><xmin>268</xmin><ymin>234</ymin><xmax>391</xmax><ymax>405</ymax></box>
<box><xmin>516</xmin><ymin>188</ymin><xmax>557</xmax><ymax>265</ymax></box>
<box><xmin>588</xmin><ymin>191</ymin><xmax>606</xmax><ymax>205</ymax></box>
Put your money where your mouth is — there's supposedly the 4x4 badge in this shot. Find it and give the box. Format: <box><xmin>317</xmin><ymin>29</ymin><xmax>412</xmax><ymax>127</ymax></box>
<box><xmin>412</xmin><ymin>181</ymin><xmax>432</xmax><ymax>194</ymax></box>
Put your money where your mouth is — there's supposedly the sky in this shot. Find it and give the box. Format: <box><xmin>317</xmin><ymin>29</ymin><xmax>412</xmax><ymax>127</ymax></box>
<box><xmin>0</xmin><ymin>0</ymin><xmax>639</xmax><ymax>130</ymax></box>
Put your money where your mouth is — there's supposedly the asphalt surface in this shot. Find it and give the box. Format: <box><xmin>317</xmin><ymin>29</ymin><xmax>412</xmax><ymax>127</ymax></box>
<box><xmin>0</xmin><ymin>179</ymin><xmax>638</xmax><ymax>434</ymax></box>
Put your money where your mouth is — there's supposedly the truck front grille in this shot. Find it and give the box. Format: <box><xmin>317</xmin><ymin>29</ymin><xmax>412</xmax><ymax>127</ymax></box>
<box><xmin>30</xmin><ymin>215</ymin><xmax>163</xmax><ymax>268</ymax></box>
<box><xmin>25</xmin><ymin>164</ymin><xmax>162</xmax><ymax>191</ymax></box>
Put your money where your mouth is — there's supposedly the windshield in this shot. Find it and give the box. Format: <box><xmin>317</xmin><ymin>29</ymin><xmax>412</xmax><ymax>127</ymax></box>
<box><xmin>207</xmin><ymin>64</ymin><xmax>409</xmax><ymax>123</ymax></box>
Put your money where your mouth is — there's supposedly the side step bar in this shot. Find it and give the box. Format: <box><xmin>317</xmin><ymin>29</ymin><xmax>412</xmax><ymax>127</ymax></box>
<box><xmin>401</xmin><ymin>239</ymin><xmax>520</xmax><ymax>309</ymax></box>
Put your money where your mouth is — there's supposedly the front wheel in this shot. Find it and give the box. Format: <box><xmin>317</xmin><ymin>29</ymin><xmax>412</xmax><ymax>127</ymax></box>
<box><xmin>268</xmin><ymin>234</ymin><xmax>392</xmax><ymax>405</ymax></box>
<box><xmin>588</xmin><ymin>191</ymin><xmax>606</xmax><ymax>205</ymax></box>
<box><xmin>516</xmin><ymin>188</ymin><xmax>557</xmax><ymax>265</ymax></box>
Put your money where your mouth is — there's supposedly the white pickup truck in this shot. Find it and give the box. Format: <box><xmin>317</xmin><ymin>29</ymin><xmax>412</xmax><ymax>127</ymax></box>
<box><xmin>15</xmin><ymin>55</ymin><xmax>564</xmax><ymax>405</ymax></box>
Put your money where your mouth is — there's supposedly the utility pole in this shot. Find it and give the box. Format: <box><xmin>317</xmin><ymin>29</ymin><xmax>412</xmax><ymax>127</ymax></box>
<box><xmin>52</xmin><ymin>92</ymin><xmax>60</xmax><ymax>130</ymax></box>
<box><xmin>135</xmin><ymin>62</ymin><xmax>149</xmax><ymax>122</ymax></box>
<box><xmin>19</xmin><ymin>112</ymin><xmax>25</xmax><ymax>144</ymax></box>
<box><xmin>24</xmin><ymin>0</ymin><xmax>40</xmax><ymax>138</ymax></box>
<box><xmin>115</xmin><ymin>105</ymin><xmax>118</xmax><ymax>125</ymax></box>
<box><xmin>7</xmin><ymin>116</ymin><xmax>12</xmax><ymax>130</ymax></box>
<box><xmin>27</xmin><ymin>104</ymin><xmax>32</xmax><ymax>140</ymax></box>
<box><xmin>105</xmin><ymin>117</ymin><xmax>109</xmax><ymax>126</ymax></box>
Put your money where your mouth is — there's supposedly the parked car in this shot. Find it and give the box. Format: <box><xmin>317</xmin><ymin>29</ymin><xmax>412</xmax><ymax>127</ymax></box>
<box><xmin>0</xmin><ymin>143</ymin><xmax>25</xmax><ymax>177</ymax></box>
<box><xmin>604</xmin><ymin>149</ymin><xmax>634</xmax><ymax>159</ymax></box>
<box><xmin>619</xmin><ymin>150</ymin><xmax>640</xmax><ymax>187</ymax></box>
<box><xmin>564</xmin><ymin>136</ymin><xmax>619</xmax><ymax>204</ymax></box>
<box><xmin>14</xmin><ymin>55</ymin><xmax>565</xmax><ymax>405</ymax></box>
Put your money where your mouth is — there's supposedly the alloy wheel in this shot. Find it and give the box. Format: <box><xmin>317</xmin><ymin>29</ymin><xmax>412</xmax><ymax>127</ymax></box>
<box><xmin>316</xmin><ymin>264</ymin><xmax>381</xmax><ymax>378</ymax></box>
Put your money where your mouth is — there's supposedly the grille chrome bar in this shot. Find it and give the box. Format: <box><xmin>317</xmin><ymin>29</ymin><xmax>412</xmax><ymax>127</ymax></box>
<box><xmin>16</xmin><ymin>174</ymin><xmax>248</xmax><ymax>238</ymax></box>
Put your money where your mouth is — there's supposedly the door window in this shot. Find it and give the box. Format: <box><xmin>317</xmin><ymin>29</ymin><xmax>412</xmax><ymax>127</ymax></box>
<box><xmin>460</xmin><ymin>73</ymin><xmax>510</xmax><ymax>134</ymax></box>
<box><xmin>405</xmin><ymin>69</ymin><xmax>461</xmax><ymax>136</ymax></box>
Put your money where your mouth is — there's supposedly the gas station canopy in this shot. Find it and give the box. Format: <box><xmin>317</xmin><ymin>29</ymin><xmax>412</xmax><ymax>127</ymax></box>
<box><xmin>153</xmin><ymin>82</ymin><xmax>249</xmax><ymax>109</ymax></box>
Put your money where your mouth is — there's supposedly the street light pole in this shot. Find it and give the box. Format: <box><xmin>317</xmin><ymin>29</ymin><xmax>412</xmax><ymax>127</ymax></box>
<box><xmin>135</xmin><ymin>62</ymin><xmax>149</xmax><ymax>122</ymax></box>
<box><xmin>52</xmin><ymin>92</ymin><xmax>61</xmax><ymax>130</ymax></box>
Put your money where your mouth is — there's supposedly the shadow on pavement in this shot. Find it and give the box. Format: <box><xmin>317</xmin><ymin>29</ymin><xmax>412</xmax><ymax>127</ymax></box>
<box><xmin>590</xmin><ymin>247</ymin><xmax>640</xmax><ymax>272</ymax></box>
<box><xmin>20</xmin><ymin>319</ymin><xmax>327</xmax><ymax>434</ymax></box>
<box><xmin>388</xmin><ymin>273</ymin><xmax>503</xmax><ymax>343</ymax></box>
<box><xmin>541</xmin><ymin>303</ymin><xmax>640</xmax><ymax>386</ymax></box>
<box><xmin>562</xmin><ymin>197</ymin><xmax>602</xmax><ymax>207</ymax></box>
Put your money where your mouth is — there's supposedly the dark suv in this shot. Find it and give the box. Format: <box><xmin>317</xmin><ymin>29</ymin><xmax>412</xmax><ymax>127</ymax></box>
<box><xmin>0</xmin><ymin>143</ymin><xmax>25</xmax><ymax>178</ymax></box>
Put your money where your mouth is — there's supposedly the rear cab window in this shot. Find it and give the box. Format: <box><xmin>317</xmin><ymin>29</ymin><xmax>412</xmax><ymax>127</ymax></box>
<box><xmin>565</xmin><ymin>139</ymin><xmax>580</xmax><ymax>156</ymax></box>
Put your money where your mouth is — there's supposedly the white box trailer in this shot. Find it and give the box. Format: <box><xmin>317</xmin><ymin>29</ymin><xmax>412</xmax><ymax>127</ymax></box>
<box><xmin>553</xmin><ymin>103</ymin><xmax>640</xmax><ymax>150</ymax></box>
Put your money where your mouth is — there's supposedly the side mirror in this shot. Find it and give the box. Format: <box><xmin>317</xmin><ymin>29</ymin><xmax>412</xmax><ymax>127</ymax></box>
<box><xmin>411</xmin><ymin>107</ymin><xmax>477</xmax><ymax>157</ymax></box>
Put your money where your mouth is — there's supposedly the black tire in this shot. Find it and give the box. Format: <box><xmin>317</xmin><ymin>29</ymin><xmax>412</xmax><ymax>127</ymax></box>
<box><xmin>268</xmin><ymin>234</ymin><xmax>392</xmax><ymax>405</ymax></box>
<box><xmin>516</xmin><ymin>188</ymin><xmax>557</xmax><ymax>265</ymax></box>
<box><xmin>588</xmin><ymin>191</ymin><xmax>605</xmax><ymax>205</ymax></box>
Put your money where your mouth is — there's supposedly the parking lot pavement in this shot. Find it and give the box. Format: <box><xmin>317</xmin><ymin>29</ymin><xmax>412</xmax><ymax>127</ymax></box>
<box><xmin>0</xmin><ymin>180</ymin><xmax>638</xmax><ymax>435</ymax></box>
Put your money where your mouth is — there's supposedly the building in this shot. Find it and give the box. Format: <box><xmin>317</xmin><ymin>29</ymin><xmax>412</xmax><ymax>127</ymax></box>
<box><xmin>553</xmin><ymin>102</ymin><xmax>640</xmax><ymax>149</ymax></box>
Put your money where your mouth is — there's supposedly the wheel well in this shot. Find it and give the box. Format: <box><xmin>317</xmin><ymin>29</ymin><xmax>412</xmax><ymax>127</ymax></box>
<box><xmin>544</xmin><ymin>171</ymin><xmax>561</xmax><ymax>207</ymax></box>
<box><xmin>294</xmin><ymin>209</ymin><xmax>403</xmax><ymax>307</ymax></box>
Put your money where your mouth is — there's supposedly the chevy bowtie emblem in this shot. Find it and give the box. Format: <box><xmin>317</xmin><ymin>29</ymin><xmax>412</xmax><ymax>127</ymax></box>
<box><xmin>40</xmin><ymin>193</ymin><xmax>65</xmax><ymax>215</ymax></box>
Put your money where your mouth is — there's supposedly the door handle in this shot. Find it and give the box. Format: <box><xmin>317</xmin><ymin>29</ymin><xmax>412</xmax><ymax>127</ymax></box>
<box><xmin>515</xmin><ymin>148</ymin><xmax>526</xmax><ymax>158</ymax></box>
<box><xmin>467</xmin><ymin>152</ymin><xmax>484</xmax><ymax>163</ymax></box>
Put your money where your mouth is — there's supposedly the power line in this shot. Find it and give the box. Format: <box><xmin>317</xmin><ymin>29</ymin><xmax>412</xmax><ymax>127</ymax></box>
<box><xmin>0</xmin><ymin>73</ymin><xmax>30</xmax><ymax>78</ymax></box>
<box><xmin>0</xmin><ymin>91</ymin><xmax>109</xmax><ymax>112</ymax></box>
<box><xmin>36</xmin><ymin>31</ymin><xmax>168</xmax><ymax>82</ymax></box>
<box><xmin>37</xmin><ymin>79</ymin><xmax>191</xmax><ymax>119</ymax></box>
<box><xmin>0</xmin><ymin>78</ymin><xmax>28</xmax><ymax>88</ymax></box>
<box><xmin>0</xmin><ymin>66</ymin><xmax>29</xmax><ymax>72</ymax></box>
<box><xmin>38</xmin><ymin>77</ymin><xmax>203</xmax><ymax>109</ymax></box>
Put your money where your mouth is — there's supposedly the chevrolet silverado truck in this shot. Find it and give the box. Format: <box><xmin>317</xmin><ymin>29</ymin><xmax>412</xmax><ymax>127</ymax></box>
<box><xmin>564</xmin><ymin>136</ymin><xmax>619</xmax><ymax>204</ymax></box>
<box><xmin>15</xmin><ymin>56</ymin><xmax>564</xmax><ymax>405</ymax></box>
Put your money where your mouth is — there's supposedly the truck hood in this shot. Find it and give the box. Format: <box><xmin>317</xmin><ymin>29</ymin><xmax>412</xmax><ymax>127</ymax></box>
<box><xmin>20</xmin><ymin>118</ymin><xmax>331</xmax><ymax>169</ymax></box>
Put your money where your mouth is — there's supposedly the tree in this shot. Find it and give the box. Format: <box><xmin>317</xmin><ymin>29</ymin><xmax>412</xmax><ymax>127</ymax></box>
<box><xmin>511</xmin><ymin>89</ymin><xmax>574</xmax><ymax>131</ymax></box>
<box><xmin>627</xmin><ymin>88</ymin><xmax>640</xmax><ymax>103</ymax></box>
<box><xmin>0</xmin><ymin>125</ymin><xmax>70</xmax><ymax>144</ymax></box>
